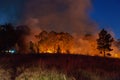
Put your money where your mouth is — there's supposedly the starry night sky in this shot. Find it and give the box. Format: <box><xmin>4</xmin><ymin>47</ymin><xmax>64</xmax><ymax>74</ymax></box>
<box><xmin>0</xmin><ymin>0</ymin><xmax>120</xmax><ymax>38</ymax></box>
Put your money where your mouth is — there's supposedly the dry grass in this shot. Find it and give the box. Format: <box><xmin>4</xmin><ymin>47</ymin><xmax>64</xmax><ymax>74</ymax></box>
<box><xmin>0</xmin><ymin>54</ymin><xmax>120</xmax><ymax>80</ymax></box>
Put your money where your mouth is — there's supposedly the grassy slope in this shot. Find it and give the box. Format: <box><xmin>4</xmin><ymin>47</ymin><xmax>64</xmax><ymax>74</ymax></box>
<box><xmin>0</xmin><ymin>53</ymin><xmax>120</xmax><ymax>80</ymax></box>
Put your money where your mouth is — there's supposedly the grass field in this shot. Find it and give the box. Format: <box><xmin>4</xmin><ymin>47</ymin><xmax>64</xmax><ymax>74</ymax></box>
<box><xmin>0</xmin><ymin>53</ymin><xmax>120</xmax><ymax>80</ymax></box>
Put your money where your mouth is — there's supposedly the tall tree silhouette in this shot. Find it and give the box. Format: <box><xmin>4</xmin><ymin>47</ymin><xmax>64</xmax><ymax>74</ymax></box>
<box><xmin>97</xmin><ymin>29</ymin><xmax>114</xmax><ymax>57</ymax></box>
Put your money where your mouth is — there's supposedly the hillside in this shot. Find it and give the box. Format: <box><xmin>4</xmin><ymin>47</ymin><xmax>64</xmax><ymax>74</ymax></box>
<box><xmin>0</xmin><ymin>54</ymin><xmax>120</xmax><ymax>80</ymax></box>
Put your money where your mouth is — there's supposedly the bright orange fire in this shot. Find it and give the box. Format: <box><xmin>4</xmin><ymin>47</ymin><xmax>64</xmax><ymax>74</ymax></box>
<box><xmin>26</xmin><ymin>30</ymin><xmax>120</xmax><ymax>58</ymax></box>
<box><xmin>28</xmin><ymin>31</ymin><xmax>74</xmax><ymax>54</ymax></box>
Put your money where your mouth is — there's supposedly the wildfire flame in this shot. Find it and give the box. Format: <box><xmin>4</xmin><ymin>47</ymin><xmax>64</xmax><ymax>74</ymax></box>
<box><xmin>26</xmin><ymin>30</ymin><xmax>120</xmax><ymax>58</ymax></box>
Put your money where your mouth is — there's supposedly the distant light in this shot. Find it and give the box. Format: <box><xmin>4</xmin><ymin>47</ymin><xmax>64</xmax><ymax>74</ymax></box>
<box><xmin>9</xmin><ymin>49</ymin><xmax>16</xmax><ymax>54</ymax></box>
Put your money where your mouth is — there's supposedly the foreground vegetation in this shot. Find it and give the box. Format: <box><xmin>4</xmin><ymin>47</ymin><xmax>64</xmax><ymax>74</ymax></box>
<box><xmin>0</xmin><ymin>54</ymin><xmax>120</xmax><ymax>80</ymax></box>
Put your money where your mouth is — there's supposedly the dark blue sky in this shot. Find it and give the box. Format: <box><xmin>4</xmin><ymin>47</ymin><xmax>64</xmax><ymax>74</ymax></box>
<box><xmin>90</xmin><ymin>0</ymin><xmax>120</xmax><ymax>38</ymax></box>
<box><xmin>0</xmin><ymin>0</ymin><xmax>120</xmax><ymax>38</ymax></box>
<box><xmin>0</xmin><ymin>0</ymin><xmax>25</xmax><ymax>24</ymax></box>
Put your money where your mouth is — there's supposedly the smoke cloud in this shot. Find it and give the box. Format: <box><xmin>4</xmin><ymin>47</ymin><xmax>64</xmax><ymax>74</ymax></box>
<box><xmin>23</xmin><ymin>0</ymin><xmax>98</xmax><ymax>35</ymax></box>
<box><xmin>20</xmin><ymin>0</ymin><xmax>100</xmax><ymax>55</ymax></box>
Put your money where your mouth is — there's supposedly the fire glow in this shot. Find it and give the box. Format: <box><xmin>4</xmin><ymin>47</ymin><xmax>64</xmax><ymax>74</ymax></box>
<box><xmin>20</xmin><ymin>0</ymin><xmax>120</xmax><ymax>58</ymax></box>
<box><xmin>29</xmin><ymin>31</ymin><xmax>74</xmax><ymax>54</ymax></box>
<box><xmin>26</xmin><ymin>30</ymin><xmax>120</xmax><ymax>58</ymax></box>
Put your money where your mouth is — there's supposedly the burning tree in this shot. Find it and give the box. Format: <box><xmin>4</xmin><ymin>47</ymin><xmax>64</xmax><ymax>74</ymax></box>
<box><xmin>97</xmin><ymin>29</ymin><xmax>114</xmax><ymax>57</ymax></box>
<box><xmin>35</xmin><ymin>31</ymin><xmax>74</xmax><ymax>53</ymax></box>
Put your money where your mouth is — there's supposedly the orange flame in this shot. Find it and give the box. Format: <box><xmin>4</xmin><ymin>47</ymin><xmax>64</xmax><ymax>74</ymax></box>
<box><xmin>26</xmin><ymin>30</ymin><xmax>120</xmax><ymax>58</ymax></box>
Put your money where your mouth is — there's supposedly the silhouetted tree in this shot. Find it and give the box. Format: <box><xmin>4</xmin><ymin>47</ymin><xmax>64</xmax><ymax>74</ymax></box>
<box><xmin>0</xmin><ymin>23</ymin><xmax>30</xmax><ymax>54</ymax></box>
<box><xmin>57</xmin><ymin>45</ymin><xmax>61</xmax><ymax>54</ymax></box>
<box><xmin>97</xmin><ymin>29</ymin><xmax>114</xmax><ymax>57</ymax></box>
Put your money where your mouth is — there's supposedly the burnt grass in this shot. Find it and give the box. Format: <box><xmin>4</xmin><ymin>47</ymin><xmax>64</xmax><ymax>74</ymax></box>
<box><xmin>0</xmin><ymin>53</ymin><xmax>120</xmax><ymax>80</ymax></box>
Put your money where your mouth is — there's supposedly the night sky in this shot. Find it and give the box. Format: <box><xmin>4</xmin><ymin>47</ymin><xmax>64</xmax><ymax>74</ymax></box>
<box><xmin>0</xmin><ymin>0</ymin><xmax>25</xmax><ymax>24</ymax></box>
<box><xmin>0</xmin><ymin>0</ymin><xmax>120</xmax><ymax>38</ymax></box>
<box><xmin>90</xmin><ymin>0</ymin><xmax>120</xmax><ymax>39</ymax></box>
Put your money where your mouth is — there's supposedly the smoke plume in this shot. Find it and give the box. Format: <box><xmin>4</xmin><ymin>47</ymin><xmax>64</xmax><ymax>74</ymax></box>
<box><xmin>23</xmin><ymin>0</ymin><xmax>98</xmax><ymax>35</ymax></box>
<box><xmin>18</xmin><ymin>0</ymin><xmax>120</xmax><ymax>58</ymax></box>
<box><xmin>20</xmin><ymin>0</ymin><xmax>100</xmax><ymax>55</ymax></box>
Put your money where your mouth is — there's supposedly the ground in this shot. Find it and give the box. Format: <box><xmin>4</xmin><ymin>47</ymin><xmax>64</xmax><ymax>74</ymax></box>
<box><xmin>0</xmin><ymin>53</ymin><xmax>120</xmax><ymax>80</ymax></box>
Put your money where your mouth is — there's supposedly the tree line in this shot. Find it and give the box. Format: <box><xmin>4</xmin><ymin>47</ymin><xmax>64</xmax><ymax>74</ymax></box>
<box><xmin>0</xmin><ymin>23</ymin><xmax>30</xmax><ymax>53</ymax></box>
<box><xmin>29</xmin><ymin>30</ymin><xmax>74</xmax><ymax>54</ymax></box>
<box><xmin>0</xmin><ymin>23</ymin><xmax>119</xmax><ymax>57</ymax></box>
